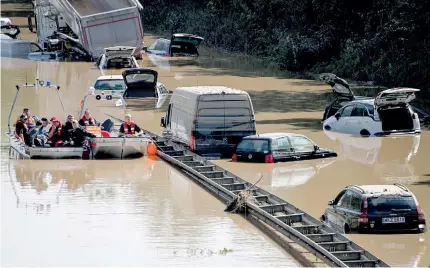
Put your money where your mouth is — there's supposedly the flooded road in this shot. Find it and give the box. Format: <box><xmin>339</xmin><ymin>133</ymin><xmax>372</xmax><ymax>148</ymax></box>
<box><xmin>1</xmin><ymin>19</ymin><xmax>430</xmax><ymax>266</ymax></box>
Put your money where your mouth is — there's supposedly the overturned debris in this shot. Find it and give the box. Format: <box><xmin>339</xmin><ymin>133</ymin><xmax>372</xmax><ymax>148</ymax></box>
<box><xmin>225</xmin><ymin>174</ymin><xmax>263</xmax><ymax>213</ymax></box>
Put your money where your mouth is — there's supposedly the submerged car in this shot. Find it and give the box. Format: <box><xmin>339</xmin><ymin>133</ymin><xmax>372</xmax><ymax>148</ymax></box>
<box><xmin>145</xmin><ymin>33</ymin><xmax>204</xmax><ymax>57</ymax></box>
<box><xmin>323</xmin><ymin>88</ymin><xmax>422</xmax><ymax>136</ymax></box>
<box><xmin>231</xmin><ymin>133</ymin><xmax>337</xmax><ymax>163</ymax></box>
<box><xmin>95</xmin><ymin>46</ymin><xmax>139</xmax><ymax>69</ymax></box>
<box><xmin>0</xmin><ymin>39</ymin><xmax>43</xmax><ymax>58</ymax></box>
<box><xmin>321</xmin><ymin>184</ymin><xmax>426</xmax><ymax>234</ymax></box>
<box><xmin>320</xmin><ymin>73</ymin><xmax>430</xmax><ymax>125</ymax></box>
<box><xmin>90</xmin><ymin>75</ymin><xmax>126</xmax><ymax>95</ymax></box>
<box><xmin>121</xmin><ymin>68</ymin><xmax>171</xmax><ymax>99</ymax></box>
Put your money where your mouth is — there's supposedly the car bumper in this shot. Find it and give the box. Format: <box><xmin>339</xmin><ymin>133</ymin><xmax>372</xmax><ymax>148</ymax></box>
<box><xmin>358</xmin><ymin>224</ymin><xmax>426</xmax><ymax>234</ymax></box>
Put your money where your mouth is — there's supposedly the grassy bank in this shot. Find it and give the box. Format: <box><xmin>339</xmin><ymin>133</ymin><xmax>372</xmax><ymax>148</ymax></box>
<box><xmin>140</xmin><ymin>0</ymin><xmax>430</xmax><ymax>96</ymax></box>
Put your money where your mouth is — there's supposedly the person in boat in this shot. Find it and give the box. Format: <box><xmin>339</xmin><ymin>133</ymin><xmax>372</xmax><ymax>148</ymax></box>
<box><xmin>79</xmin><ymin>109</ymin><xmax>99</xmax><ymax>127</ymax></box>
<box><xmin>69</xmin><ymin>120</ymin><xmax>96</xmax><ymax>147</ymax></box>
<box><xmin>15</xmin><ymin>114</ymin><xmax>30</xmax><ymax>145</ymax></box>
<box><xmin>29</xmin><ymin>120</ymin><xmax>49</xmax><ymax>147</ymax></box>
<box><xmin>41</xmin><ymin>117</ymin><xmax>49</xmax><ymax>130</ymax></box>
<box><xmin>23</xmin><ymin>108</ymin><xmax>35</xmax><ymax>129</ymax></box>
<box><xmin>63</xmin><ymin>114</ymin><xmax>75</xmax><ymax>141</ymax></box>
<box><xmin>119</xmin><ymin>114</ymin><xmax>142</xmax><ymax>137</ymax></box>
<box><xmin>48</xmin><ymin>117</ymin><xmax>64</xmax><ymax>147</ymax></box>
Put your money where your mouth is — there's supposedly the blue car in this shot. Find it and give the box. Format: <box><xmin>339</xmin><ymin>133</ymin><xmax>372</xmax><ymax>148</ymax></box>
<box><xmin>145</xmin><ymin>33</ymin><xmax>204</xmax><ymax>57</ymax></box>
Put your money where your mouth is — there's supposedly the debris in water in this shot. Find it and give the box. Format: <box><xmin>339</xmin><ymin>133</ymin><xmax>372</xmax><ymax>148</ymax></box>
<box><xmin>225</xmin><ymin>174</ymin><xmax>263</xmax><ymax>213</ymax></box>
<box><xmin>219</xmin><ymin>248</ymin><xmax>233</xmax><ymax>255</ymax></box>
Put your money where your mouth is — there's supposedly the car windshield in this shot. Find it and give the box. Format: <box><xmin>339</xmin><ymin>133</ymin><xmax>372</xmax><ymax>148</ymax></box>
<box><xmin>237</xmin><ymin>139</ymin><xmax>269</xmax><ymax>153</ymax></box>
<box><xmin>94</xmin><ymin>79</ymin><xmax>125</xmax><ymax>90</ymax></box>
<box><xmin>367</xmin><ymin>196</ymin><xmax>416</xmax><ymax>213</ymax></box>
<box><xmin>125</xmin><ymin>73</ymin><xmax>155</xmax><ymax>84</ymax></box>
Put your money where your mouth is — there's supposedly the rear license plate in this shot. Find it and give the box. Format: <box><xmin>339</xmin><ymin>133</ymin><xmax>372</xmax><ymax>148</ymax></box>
<box><xmin>382</xmin><ymin>217</ymin><xmax>405</xmax><ymax>224</ymax></box>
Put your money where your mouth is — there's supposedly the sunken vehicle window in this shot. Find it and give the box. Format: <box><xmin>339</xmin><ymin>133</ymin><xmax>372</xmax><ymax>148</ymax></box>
<box><xmin>367</xmin><ymin>196</ymin><xmax>417</xmax><ymax>213</ymax></box>
<box><xmin>94</xmin><ymin>80</ymin><xmax>125</xmax><ymax>90</ymax></box>
<box><xmin>237</xmin><ymin>139</ymin><xmax>270</xmax><ymax>153</ymax></box>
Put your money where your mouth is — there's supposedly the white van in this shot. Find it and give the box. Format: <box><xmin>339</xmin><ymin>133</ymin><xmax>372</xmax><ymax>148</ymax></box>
<box><xmin>160</xmin><ymin>86</ymin><xmax>257</xmax><ymax>157</ymax></box>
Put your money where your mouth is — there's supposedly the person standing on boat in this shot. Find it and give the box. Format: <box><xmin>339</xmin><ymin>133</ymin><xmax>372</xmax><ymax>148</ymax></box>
<box><xmin>119</xmin><ymin>114</ymin><xmax>142</xmax><ymax>137</ymax></box>
<box><xmin>48</xmin><ymin>117</ymin><xmax>64</xmax><ymax>147</ymax></box>
<box><xmin>63</xmin><ymin>114</ymin><xmax>75</xmax><ymax>141</ymax></box>
<box><xmin>23</xmin><ymin>108</ymin><xmax>35</xmax><ymax>129</ymax></box>
<box><xmin>79</xmin><ymin>109</ymin><xmax>99</xmax><ymax>127</ymax></box>
<box><xmin>15</xmin><ymin>114</ymin><xmax>29</xmax><ymax>145</ymax></box>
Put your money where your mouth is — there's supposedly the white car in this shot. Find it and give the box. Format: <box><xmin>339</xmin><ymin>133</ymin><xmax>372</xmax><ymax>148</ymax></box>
<box><xmin>323</xmin><ymin>88</ymin><xmax>421</xmax><ymax>136</ymax></box>
<box><xmin>95</xmin><ymin>46</ymin><xmax>140</xmax><ymax>70</ymax></box>
<box><xmin>0</xmin><ymin>18</ymin><xmax>12</xmax><ymax>26</ymax></box>
<box><xmin>91</xmin><ymin>75</ymin><xmax>126</xmax><ymax>95</ymax></box>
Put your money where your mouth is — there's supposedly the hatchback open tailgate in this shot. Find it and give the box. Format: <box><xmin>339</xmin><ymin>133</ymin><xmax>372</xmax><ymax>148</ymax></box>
<box><xmin>375</xmin><ymin>88</ymin><xmax>420</xmax><ymax>108</ymax></box>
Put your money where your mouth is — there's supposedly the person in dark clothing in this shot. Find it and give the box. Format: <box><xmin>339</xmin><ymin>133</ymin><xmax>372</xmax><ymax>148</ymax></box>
<box><xmin>119</xmin><ymin>114</ymin><xmax>142</xmax><ymax>136</ymax></box>
<box><xmin>79</xmin><ymin>109</ymin><xmax>99</xmax><ymax>127</ymax></box>
<box><xmin>63</xmin><ymin>114</ymin><xmax>75</xmax><ymax>141</ymax></box>
<box><xmin>70</xmin><ymin>120</ymin><xmax>96</xmax><ymax>147</ymax></box>
<box><xmin>15</xmin><ymin>114</ymin><xmax>30</xmax><ymax>145</ymax></box>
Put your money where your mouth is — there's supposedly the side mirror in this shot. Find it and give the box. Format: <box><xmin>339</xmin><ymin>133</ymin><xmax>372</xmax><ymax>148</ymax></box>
<box><xmin>89</xmin><ymin>86</ymin><xmax>95</xmax><ymax>94</ymax></box>
<box><xmin>142</xmin><ymin>46</ymin><xmax>147</xmax><ymax>52</ymax></box>
<box><xmin>328</xmin><ymin>200</ymin><xmax>334</xmax><ymax>206</ymax></box>
<box><xmin>335</xmin><ymin>113</ymin><xmax>341</xmax><ymax>120</ymax></box>
<box><xmin>169</xmin><ymin>90</ymin><xmax>173</xmax><ymax>94</ymax></box>
<box><xmin>160</xmin><ymin>117</ymin><xmax>166</xmax><ymax>127</ymax></box>
<box><xmin>314</xmin><ymin>145</ymin><xmax>319</xmax><ymax>151</ymax></box>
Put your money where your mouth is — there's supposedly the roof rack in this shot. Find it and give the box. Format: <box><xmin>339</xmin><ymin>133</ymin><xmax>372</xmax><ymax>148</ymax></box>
<box><xmin>393</xmin><ymin>183</ymin><xmax>409</xmax><ymax>192</ymax></box>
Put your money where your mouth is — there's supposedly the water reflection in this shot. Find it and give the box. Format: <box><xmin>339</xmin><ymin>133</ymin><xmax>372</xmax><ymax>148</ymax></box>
<box><xmin>216</xmin><ymin>158</ymin><xmax>336</xmax><ymax>190</ymax></box>
<box><xmin>324</xmin><ymin>131</ymin><xmax>421</xmax><ymax>184</ymax></box>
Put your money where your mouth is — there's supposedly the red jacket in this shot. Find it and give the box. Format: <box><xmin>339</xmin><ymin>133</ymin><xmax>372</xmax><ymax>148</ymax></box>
<box><xmin>123</xmin><ymin>122</ymin><xmax>135</xmax><ymax>134</ymax></box>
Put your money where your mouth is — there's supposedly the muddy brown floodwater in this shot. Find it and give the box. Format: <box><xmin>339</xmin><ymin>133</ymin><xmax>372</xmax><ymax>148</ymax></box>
<box><xmin>2</xmin><ymin>17</ymin><xmax>430</xmax><ymax>267</ymax></box>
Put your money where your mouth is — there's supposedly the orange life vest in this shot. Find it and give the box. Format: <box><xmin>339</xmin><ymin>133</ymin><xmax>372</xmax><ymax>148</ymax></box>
<box><xmin>123</xmin><ymin>122</ymin><xmax>135</xmax><ymax>134</ymax></box>
<box><xmin>81</xmin><ymin>115</ymin><xmax>95</xmax><ymax>126</ymax></box>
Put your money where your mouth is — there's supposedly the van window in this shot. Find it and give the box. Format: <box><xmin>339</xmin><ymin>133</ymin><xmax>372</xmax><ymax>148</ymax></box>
<box><xmin>197</xmin><ymin>108</ymin><xmax>250</xmax><ymax>117</ymax></box>
<box><xmin>367</xmin><ymin>196</ymin><xmax>416</xmax><ymax>213</ymax></box>
<box><xmin>237</xmin><ymin>139</ymin><xmax>269</xmax><ymax>153</ymax></box>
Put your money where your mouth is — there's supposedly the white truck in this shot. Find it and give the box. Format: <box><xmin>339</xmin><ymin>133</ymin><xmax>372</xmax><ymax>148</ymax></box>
<box><xmin>32</xmin><ymin>0</ymin><xmax>143</xmax><ymax>59</ymax></box>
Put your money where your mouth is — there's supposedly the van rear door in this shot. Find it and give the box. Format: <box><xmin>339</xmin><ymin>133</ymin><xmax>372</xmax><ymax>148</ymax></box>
<box><xmin>193</xmin><ymin>94</ymin><xmax>256</xmax><ymax>155</ymax></box>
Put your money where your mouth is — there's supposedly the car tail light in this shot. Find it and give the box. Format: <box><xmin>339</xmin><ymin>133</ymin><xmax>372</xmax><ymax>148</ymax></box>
<box><xmin>232</xmin><ymin>154</ymin><xmax>237</xmax><ymax>162</ymax></box>
<box><xmin>189</xmin><ymin>136</ymin><xmax>195</xmax><ymax>151</ymax></box>
<box><xmin>91</xmin><ymin>141</ymin><xmax>97</xmax><ymax>148</ymax></box>
<box><xmin>264</xmin><ymin>154</ymin><xmax>274</xmax><ymax>163</ymax></box>
<box><xmin>417</xmin><ymin>203</ymin><xmax>426</xmax><ymax>224</ymax></box>
<box><xmin>358</xmin><ymin>196</ymin><xmax>369</xmax><ymax>225</ymax></box>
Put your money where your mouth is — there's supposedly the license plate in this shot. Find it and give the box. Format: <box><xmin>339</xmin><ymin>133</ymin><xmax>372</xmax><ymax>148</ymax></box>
<box><xmin>382</xmin><ymin>217</ymin><xmax>405</xmax><ymax>224</ymax></box>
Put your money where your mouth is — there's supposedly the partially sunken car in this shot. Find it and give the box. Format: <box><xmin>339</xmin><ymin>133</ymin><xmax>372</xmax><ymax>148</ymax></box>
<box><xmin>145</xmin><ymin>33</ymin><xmax>204</xmax><ymax>57</ymax></box>
<box><xmin>323</xmin><ymin>88</ymin><xmax>421</xmax><ymax>136</ymax></box>
<box><xmin>95</xmin><ymin>46</ymin><xmax>139</xmax><ymax>69</ymax></box>
<box><xmin>232</xmin><ymin>133</ymin><xmax>337</xmax><ymax>163</ymax></box>
<box><xmin>320</xmin><ymin>73</ymin><xmax>430</xmax><ymax>125</ymax></box>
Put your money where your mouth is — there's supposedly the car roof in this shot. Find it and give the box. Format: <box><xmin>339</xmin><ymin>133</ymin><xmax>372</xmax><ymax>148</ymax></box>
<box><xmin>349</xmin><ymin>184</ymin><xmax>413</xmax><ymax>197</ymax></box>
<box><xmin>175</xmin><ymin>86</ymin><xmax>246</xmax><ymax>95</ymax></box>
<box><xmin>243</xmin><ymin>133</ymin><xmax>310</xmax><ymax>140</ymax></box>
<box><xmin>96</xmin><ymin>75</ymin><xmax>123</xmax><ymax>80</ymax></box>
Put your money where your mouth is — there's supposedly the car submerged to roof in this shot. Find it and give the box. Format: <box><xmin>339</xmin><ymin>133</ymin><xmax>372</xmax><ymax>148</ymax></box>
<box><xmin>232</xmin><ymin>133</ymin><xmax>337</xmax><ymax>163</ymax></box>
<box><xmin>145</xmin><ymin>33</ymin><xmax>204</xmax><ymax>57</ymax></box>
<box><xmin>320</xmin><ymin>73</ymin><xmax>430</xmax><ymax>125</ymax></box>
<box><xmin>95</xmin><ymin>46</ymin><xmax>139</xmax><ymax>69</ymax></box>
<box><xmin>323</xmin><ymin>88</ymin><xmax>422</xmax><ymax>136</ymax></box>
<box><xmin>321</xmin><ymin>184</ymin><xmax>426</xmax><ymax>234</ymax></box>
<box><xmin>0</xmin><ymin>39</ymin><xmax>43</xmax><ymax>59</ymax></box>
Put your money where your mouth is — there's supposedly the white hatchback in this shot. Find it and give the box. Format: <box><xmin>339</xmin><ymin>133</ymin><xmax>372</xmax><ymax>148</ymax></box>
<box><xmin>323</xmin><ymin>88</ymin><xmax>421</xmax><ymax>136</ymax></box>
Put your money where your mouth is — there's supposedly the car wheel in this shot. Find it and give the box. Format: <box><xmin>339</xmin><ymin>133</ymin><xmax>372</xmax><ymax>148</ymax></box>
<box><xmin>360</xmin><ymin>129</ymin><xmax>370</xmax><ymax>136</ymax></box>
<box><xmin>320</xmin><ymin>214</ymin><xmax>326</xmax><ymax>222</ymax></box>
<box><xmin>344</xmin><ymin>224</ymin><xmax>351</xmax><ymax>234</ymax></box>
<box><xmin>324</xmin><ymin>125</ymin><xmax>331</xmax><ymax>131</ymax></box>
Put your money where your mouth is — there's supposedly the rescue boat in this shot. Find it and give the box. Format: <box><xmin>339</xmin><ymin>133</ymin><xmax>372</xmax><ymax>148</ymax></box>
<box><xmin>7</xmin><ymin>80</ymin><xmax>84</xmax><ymax>159</ymax></box>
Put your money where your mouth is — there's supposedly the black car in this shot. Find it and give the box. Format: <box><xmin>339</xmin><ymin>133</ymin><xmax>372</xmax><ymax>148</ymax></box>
<box><xmin>321</xmin><ymin>184</ymin><xmax>427</xmax><ymax>234</ymax></box>
<box><xmin>145</xmin><ymin>33</ymin><xmax>204</xmax><ymax>57</ymax></box>
<box><xmin>320</xmin><ymin>73</ymin><xmax>430</xmax><ymax>125</ymax></box>
<box><xmin>232</xmin><ymin>133</ymin><xmax>337</xmax><ymax>163</ymax></box>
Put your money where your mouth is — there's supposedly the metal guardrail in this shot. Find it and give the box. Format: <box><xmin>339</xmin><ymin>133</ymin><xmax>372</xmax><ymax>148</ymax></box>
<box><xmin>141</xmin><ymin>130</ymin><xmax>390</xmax><ymax>268</ymax></box>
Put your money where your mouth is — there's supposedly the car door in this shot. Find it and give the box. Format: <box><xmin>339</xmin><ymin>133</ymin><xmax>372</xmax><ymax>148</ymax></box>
<box><xmin>288</xmin><ymin>135</ymin><xmax>316</xmax><ymax>159</ymax></box>
<box><xmin>348</xmin><ymin>104</ymin><xmax>370</xmax><ymax>134</ymax></box>
<box><xmin>331</xmin><ymin>105</ymin><xmax>354</xmax><ymax>133</ymax></box>
<box><xmin>332</xmin><ymin>190</ymin><xmax>353</xmax><ymax>230</ymax></box>
<box><xmin>274</xmin><ymin>137</ymin><xmax>294</xmax><ymax>161</ymax></box>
